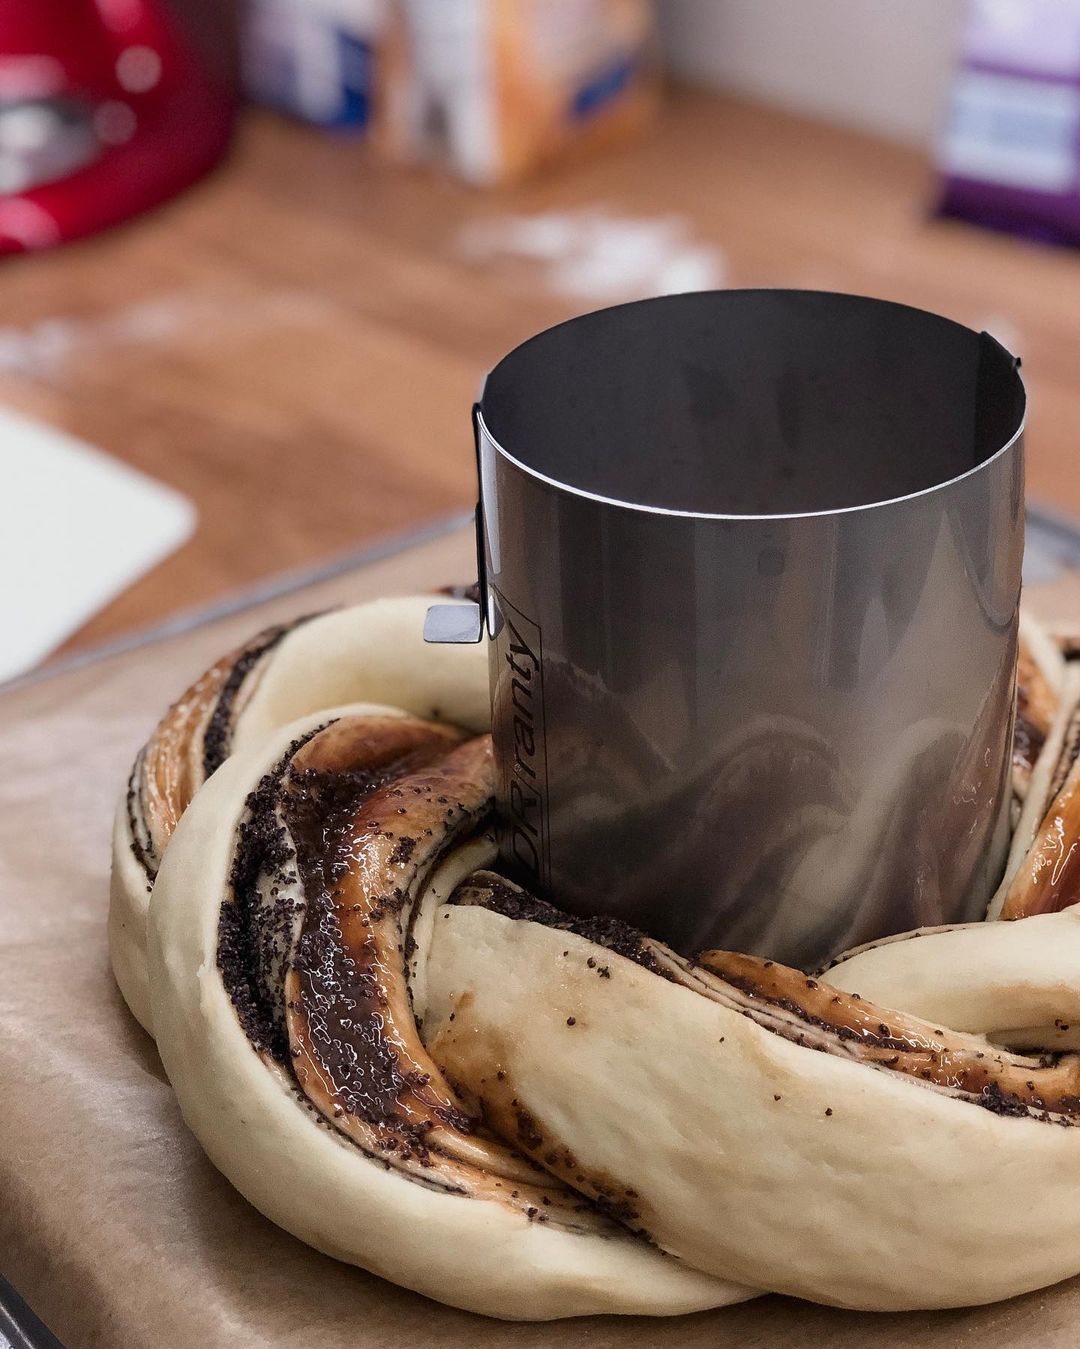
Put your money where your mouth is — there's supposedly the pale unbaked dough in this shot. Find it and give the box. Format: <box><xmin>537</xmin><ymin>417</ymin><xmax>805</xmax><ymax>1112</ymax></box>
<box><xmin>114</xmin><ymin>597</ymin><xmax>1080</xmax><ymax>1319</ymax></box>
<box><xmin>110</xmin><ymin>595</ymin><xmax>489</xmax><ymax>1033</ymax></box>
<box><xmin>424</xmin><ymin>903</ymin><xmax>1080</xmax><ymax>1310</ymax></box>
<box><xmin>148</xmin><ymin>722</ymin><xmax>744</xmax><ymax>1320</ymax></box>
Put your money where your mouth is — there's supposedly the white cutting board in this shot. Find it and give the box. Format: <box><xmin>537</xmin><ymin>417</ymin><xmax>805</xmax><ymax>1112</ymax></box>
<box><xmin>0</xmin><ymin>407</ymin><xmax>196</xmax><ymax>681</ymax></box>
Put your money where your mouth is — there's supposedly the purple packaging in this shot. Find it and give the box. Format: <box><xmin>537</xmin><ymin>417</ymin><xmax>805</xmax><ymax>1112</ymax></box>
<box><xmin>938</xmin><ymin>0</ymin><xmax>1080</xmax><ymax>245</ymax></box>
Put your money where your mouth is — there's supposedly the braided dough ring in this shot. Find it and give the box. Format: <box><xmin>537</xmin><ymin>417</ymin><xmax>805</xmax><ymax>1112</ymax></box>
<box><xmin>110</xmin><ymin>596</ymin><xmax>489</xmax><ymax>1033</ymax></box>
<box><xmin>119</xmin><ymin>601</ymin><xmax>1080</xmax><ymax>1318</ymax></box>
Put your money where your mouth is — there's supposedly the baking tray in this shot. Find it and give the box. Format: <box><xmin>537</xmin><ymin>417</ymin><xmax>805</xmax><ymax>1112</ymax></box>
<box><xmin>4</xmin><ymin>507</ymin><xmax>1080</xmax><ymax>1349</ymax></box>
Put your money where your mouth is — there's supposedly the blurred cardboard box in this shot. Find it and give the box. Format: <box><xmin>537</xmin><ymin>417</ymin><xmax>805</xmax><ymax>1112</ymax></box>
<box><xmin>242</xmin><ymin>0</ymin><xmax>657</xmax><ymax>184</ymax></box>
<box><xmin>374</xmin><ymin>0</ymin><xmax>658</xmax><ymax>185</ymax></box>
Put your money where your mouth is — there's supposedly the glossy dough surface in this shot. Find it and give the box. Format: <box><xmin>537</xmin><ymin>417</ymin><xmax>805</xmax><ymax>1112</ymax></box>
<box><xmin>426</xmin><ymin>901</ymin><xmax>1080</xmax><ymax>1309</ymax></box>
<box><xmin>149</xmin><ymin>723</ymin><xmax>738</xmax><ymax>1319</ymax></box>
<box><xmin>110</xmin><ymin>596</ymin><xmax>489</xmax><ymax>1032</ymax></box>
<box><xmin>112</xmin><ymin>598</ymin><xmax>1080</xmax><ymax>1319</ymax></box>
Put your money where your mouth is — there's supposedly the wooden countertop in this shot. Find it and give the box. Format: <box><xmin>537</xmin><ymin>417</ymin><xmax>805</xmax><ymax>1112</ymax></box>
<box><xmin>2</xmin><ymin>87</ymin><xmax>1078</xmax><ymax>657</ymax></box>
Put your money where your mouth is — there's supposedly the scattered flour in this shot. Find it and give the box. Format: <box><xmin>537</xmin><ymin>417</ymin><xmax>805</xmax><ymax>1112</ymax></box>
<box><xmin>458</xmin><ymin>207</ymin><xmax>726</xmax><ymax>301</ymax></box>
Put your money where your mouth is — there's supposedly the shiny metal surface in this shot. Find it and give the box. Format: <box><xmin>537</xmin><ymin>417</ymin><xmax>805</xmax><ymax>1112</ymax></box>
<box><xmin>475</xmin><ymin>291</ymin><xmax>1026</xmax><ymax>968</ymax></box>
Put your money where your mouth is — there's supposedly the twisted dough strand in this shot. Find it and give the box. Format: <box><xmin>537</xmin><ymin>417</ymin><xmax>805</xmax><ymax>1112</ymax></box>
<box><xmin>148</xmin><ymin>715</ymin><xmax>742</xmax><ymax>1318</ymax></box>
<box><xmin>111</xmin><ymin>596</ymin><xmax>489</xmax><ymax>1032</ymax></box>
<box><xmin>111</xmin><ymin>599</ymin><xmax>1080</xmax><ymax>1318</ymax></box>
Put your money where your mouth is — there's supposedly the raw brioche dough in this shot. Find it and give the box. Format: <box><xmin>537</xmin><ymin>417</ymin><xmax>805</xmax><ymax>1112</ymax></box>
<box><xmin>828</xmin><ymin>912</ymin><xmax>1080</xmax><ymax>1050</ymax></box>
<box><xmin>110</xmin><ymin>595</ymin><xmax>489</xmax><ymax>1033</ymax></box>
<box><xmin>424</xmin><ymin>901</ymin><xmax>1080</xmax><ymax>1310</ymax></box>
<box><xmin>147</xmin><ymin>720</ymin><xmax>744</xmax><ymax>1320</ymax></box>
<box><xmin>114</xmin><ymin>600</ymin><xmax>1080</xmax><ymax>1319</ymax></box>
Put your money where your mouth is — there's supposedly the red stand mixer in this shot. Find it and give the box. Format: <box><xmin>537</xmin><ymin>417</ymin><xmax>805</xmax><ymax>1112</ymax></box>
<box><xmin>0</xmin><ymin>0</ymin><xmax>235</xmax><ymax>252</ymax></box>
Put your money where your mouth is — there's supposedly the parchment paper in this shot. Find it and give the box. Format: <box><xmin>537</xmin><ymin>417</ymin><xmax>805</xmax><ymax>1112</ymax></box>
<box><xmin>4</xmin><ymin>525</ymin><xmax>1080</xmax><ymax>1348</ymax></box>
